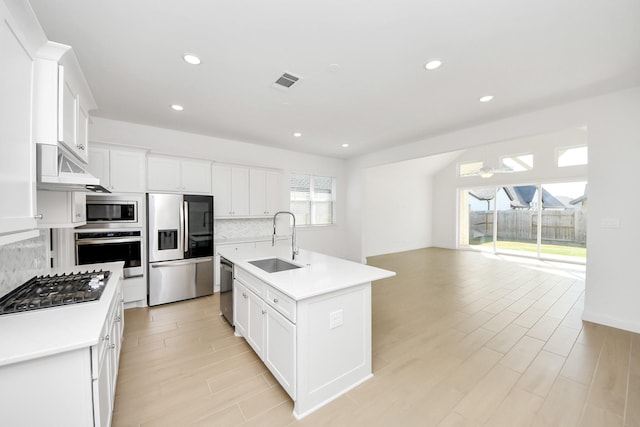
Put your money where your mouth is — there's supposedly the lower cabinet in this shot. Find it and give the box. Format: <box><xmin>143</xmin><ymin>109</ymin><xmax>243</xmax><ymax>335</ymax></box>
<box><xmin>234</xmin><ymin>275</ymin><xmax>296</xmax><ymax>399</ymax></box>
<box><xmin>264</xmin><ymin>305</ymin><xmax>296</xmax><ymax>399</ymax></box>
<box><xmin>91</xmin><ymin>276</ymin><xmax>124</xmax><ymax>427</ymax></box>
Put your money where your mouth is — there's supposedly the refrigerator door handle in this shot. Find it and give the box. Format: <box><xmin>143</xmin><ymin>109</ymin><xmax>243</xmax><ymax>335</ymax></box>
<box><xmin>150</xmin><ymin>257</ymin><xmax>213</xmax><ymax>268</ymax></box>
<box><xmin>183</xmin><ymin>200</ymin><xmax>189</xmax><ymax>253</ymax></box>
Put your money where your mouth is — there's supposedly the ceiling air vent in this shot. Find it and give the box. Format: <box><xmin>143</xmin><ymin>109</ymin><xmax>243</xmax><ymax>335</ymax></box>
<box><xmin>273</xmin><ymin>72</ymin><xmax>301</xmax><ymax>89</ymax></box>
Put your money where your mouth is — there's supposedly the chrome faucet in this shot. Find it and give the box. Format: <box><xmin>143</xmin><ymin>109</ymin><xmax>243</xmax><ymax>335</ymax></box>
<box><xmin>272</xmin><ymin>211</ymin><xmax>298</xmax><ymax>260</ymax></box>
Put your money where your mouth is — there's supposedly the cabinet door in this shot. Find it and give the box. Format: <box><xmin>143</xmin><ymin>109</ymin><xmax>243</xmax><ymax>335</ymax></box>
<box><xmin>59</xmin><ymin>67</ymin><xmax>77</xmax><ymax>151</ymax></box>
<box><xmin>181</xmin><ymin>159</ymin><xmax>211</xmax><ymax>193</ymax></box>
<box><xmin>110</xmin><ymin>149</ymin><xmax>146</xmax><ymax>192</ymax></box>
<box><xmin>234</xmin><ymin>281</ymin><xmax>249</xmax><ymax>337</ymax></box>
<box><xmin>88</xmin><ymin>147</ymin><xmax>110</xmax><ymax>188</ymax></box>
<box><xmin>249</xmin><ymin>169</ymin><xmax>266</xmax><ymax>216</ymax></box>
<box><xmin>231</xmin><ymin>167</ymin><xmax>250</xmax><ymax>216</ymax></box>
<box><xmin>247</xmin><ymin>291</ymin><xmax>266</xmax><ymax>358</ymax></box>
<box><xmin>147</xmin><ymin>156</ymin><xmax>181</xmax><ymax>191</ymax></box>
<box><xmin>0</xmin><ymin>2</ymin><xmax>38</xmax><ymax>243</ymax></box>
<box><xmin>72</xmin><ymin>192</ymin><xmax>86</xmax><ymax>223</ymax></box>
<box><xmin>212</xmin><ymin>165</ymin><xmax>232</xmax><ymax>216</ymax></box>
<box><xmin>37</xmin><ymin>190</ymin><xmax>87</xmax><ymax>228</ymax></box>
<box><xmin>76</xmin><ymin>105</ymin><xmax>89</xmax><ymax>162</ymax></box>
<box><xmin>265</xmin><ymin>305</ymin><xmax>296</xmax><ymax>399</ymax></box>
<box><xmin>264</xmin><ymin>171</ymin><xmax>282</xmax><ymax>216</ymax></box>
<box><xmin>92</xmin><ymin>349</ymin><xmax>112</xmax><ymax>427</ymax></box>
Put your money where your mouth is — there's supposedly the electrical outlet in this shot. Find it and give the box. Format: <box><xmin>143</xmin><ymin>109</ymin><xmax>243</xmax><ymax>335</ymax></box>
<box><xmin>329</xmin><ymin>309</ymin><xmax>343</xmax><ymax>329</ymax></box>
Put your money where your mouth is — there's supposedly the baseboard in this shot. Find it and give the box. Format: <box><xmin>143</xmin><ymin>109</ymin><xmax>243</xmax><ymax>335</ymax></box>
<box><xmin>582</xmin><ymin>310</ymin><xmax>640</xmax><ymax>334</ymax></box>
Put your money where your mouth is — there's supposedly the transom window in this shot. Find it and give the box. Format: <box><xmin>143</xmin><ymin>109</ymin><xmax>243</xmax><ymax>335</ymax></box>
<box><xmin>557</xmin><ymin>145</ymin><xmax>588</xmax><ymax>167</ymax></box>
<box><xmin>458</xmin><ymin>161</ymin><xmax>483</xmax><ymax>177</ymax></box>
<box><xmin>501</xmin><ymin>153</ymin><xmax>533</xmax><ymax>172</ymax></box>
<box><xmin>290</xmin><ymin>174</ymin><xmax>335</xmax><ymax>226</ymax></box>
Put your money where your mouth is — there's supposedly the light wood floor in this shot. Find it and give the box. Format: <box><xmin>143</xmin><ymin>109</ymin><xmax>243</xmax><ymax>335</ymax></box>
<box><xmin>113</xmin><ymin>248</ymin><xmax>640</xmax><ymax>427</ymax></box>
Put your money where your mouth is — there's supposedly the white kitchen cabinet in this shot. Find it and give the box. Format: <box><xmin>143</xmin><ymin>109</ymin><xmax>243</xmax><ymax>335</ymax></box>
<box><xmin>234</xmin><ymin>268</ymin><xmax>296</xmax><ymax>399</ymax></box>
<box><xmin>34</xmin><ymin>41</ymin><xmax>97</xmax><ymax>164</ymax></box>
<box><xmin>88</xmin><ymin>146</ymin><xmax>146</xmax><ymax>193</ymax></box>
<box><xmin>265</xmin><ymin>304</ymin><xmax>296</xmax><ymax>399</ymax></box>
<box><xmin>234</xmin><ymin>281</ymin><xmax>249</xmax><ymax>338</ymax></box>
<box><xmin>249</xmin><ymin>169</ymin><xmax>282</xmax><ymax>216</ymax></box>
<box><xmin>0</xmin><ymin>0</ymin><xmax>38</xmax><ymax>245</ymax></box>
<box><xmin>36</xmin><ymin>190</ymin><xmax>86</xmax><ymax>228</ymax></box>
<box><xmin>212</xmin><ymin>164</ymin><xmax>250</xmax><ymax>216</ymax></box>
<box><xmin>147</xmin><ymin>155</ymin><xmax>211</xmax><ymax>193</ymax></box>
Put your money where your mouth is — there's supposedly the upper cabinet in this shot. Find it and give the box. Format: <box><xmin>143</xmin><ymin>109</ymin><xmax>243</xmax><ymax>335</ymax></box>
<box><xmin>33</xmin><ymin>41</ymin><xmax>97</xmax><ymax>164</ymax></box>
<box><xmin>0</xmin><ymin>1</ymin><xmax>39</xmax><ymax>245</ymax></box>
<box><xmin>88</xmin><ymin>146</ymin><xmax>146</xmax><ymax>193</ymax></box>
<box><xmin>147</xmin><ymin>155</ymin><xmax>211</xmax><ymax>194</ymax></box>
<box><xmin>212</xmin><ymin>165</ymin><xmax>249</xmax><ymax>217</ymax></box>
<box><xmin>213</xmin><ymin>165</ymin><xmax>282</xmax><ymax>218</ymax></box>
<box><xmin>250</xmin><ymin>169</ymin><xmax>282</xmax><ymax>216</ymax></box>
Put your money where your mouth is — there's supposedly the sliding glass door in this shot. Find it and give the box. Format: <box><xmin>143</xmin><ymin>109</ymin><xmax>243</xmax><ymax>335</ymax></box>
<box><xmin>460</xmin><ymin>181</ymin><xmax>587</xmax><ymax>262</ymax></box>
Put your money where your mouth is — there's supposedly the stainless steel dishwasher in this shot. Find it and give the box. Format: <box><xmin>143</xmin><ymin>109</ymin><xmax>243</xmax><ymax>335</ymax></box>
<box><xmin>220</xmin><ymin>257</ymin><xmax>234</xmax><ymax>326</ymax></box>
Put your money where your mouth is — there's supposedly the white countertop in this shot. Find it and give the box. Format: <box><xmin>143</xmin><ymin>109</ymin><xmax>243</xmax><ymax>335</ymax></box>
<box><xmin>218</xmin><ymin>247</ymin><xmax>395</xmax><ymax>300</ymax></box>
<box><xmin>215</xmin><ymin>235</ymin><xmax>290</xmax><ymax>245</ymax></box>
<box><xmin>0</xmin><ymin>262</ymin><xmax>124</xmax><ymax>367</ymax></box>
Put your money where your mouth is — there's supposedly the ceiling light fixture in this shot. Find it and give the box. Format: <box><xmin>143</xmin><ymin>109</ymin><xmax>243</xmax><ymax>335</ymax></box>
<box><xmin>293</xmin><ymin>132</ymin><xmax>302</xmax><ymax>137</ymax></box>
<box><xmin>341</xmin><ymin>143</ymin><xmax>349</xmax><ymax>148</ymax></box>
<box><xmin>479</xmin><ymin>95</ymin><xmax>494</xmax><ymax>103</ymax></box>
<box><xmin>183</xmin><ymin>54</ymin><xmax>201</xmax><ymax>65</ymax></box>
<box><xmin>424</xmin><ymin>59</ymin><xmax>442</xmax><ymax>70</ymax></box>
<box><xmin>170</xmin><ymin>104</ymin><xmax>184</xmax><ymax>111</ymax></box>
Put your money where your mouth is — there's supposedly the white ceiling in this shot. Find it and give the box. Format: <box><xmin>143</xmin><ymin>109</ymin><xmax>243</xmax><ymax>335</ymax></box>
<box><xmin>28</xmin><ymin>0</ymin><xmax>640</xmax><ymax>159</ymax></box>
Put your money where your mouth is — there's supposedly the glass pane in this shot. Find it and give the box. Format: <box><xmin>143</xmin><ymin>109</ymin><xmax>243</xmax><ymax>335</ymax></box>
<box><xmin>539</xmin><ymin>182</ymin><xmax>587</xmax><ymax>260</ymax></box>
<box><xmin>557</xmin><ymin>146</ymin><xmax>588</xmax><ymax>167</ymax></box>
<box><xmin>501</xmin><ymin>154</ymin><xmax>533</xmax><ymax>172</ymax></box>
<box><xmin>495</xmin><ymin>186</ymin><xmax>539</xmax><ymax>255</ymax></box>
<box><xmin>312</xmin><ymin>201</ymin><xmax>333</xmax><ymax>225</ymax></box>
<box><xmin>465</xmin><ymin>187</ymin><xmax>495</xmax><ymax>248</ymax></box>
<box><xmin>290</xmin><ymin>200</ymin><xmax>310</xmax><ymax>226</ymax></box>
<box><xmin>459</xmin><ymin>161</ymin><xmax>483</xmax><ymax>177</ymax></box>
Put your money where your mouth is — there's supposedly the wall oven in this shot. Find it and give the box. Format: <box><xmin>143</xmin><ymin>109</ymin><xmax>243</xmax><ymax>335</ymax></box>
<box><xmin>76</xmin><ymin>231</ymin><xmax>143</xmax><ymax>278</ymax></box>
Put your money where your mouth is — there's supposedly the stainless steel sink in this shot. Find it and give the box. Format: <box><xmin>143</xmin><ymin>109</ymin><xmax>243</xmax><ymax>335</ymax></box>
<box><xmin>248</xmin><ymin>258</ymin><xmax>302</xmax><ymax>273</ymax></box>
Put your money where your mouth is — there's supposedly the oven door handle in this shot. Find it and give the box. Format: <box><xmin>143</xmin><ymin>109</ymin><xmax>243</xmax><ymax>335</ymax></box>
<box><xmin>150</xmin><ymin>258</ymin><xmax>213</xmax><ymax>268</ymax></box>
<box><xmin>76</xmin><ymin>238</ymin><xmax>142</xmax><ymax>245</ymax></box>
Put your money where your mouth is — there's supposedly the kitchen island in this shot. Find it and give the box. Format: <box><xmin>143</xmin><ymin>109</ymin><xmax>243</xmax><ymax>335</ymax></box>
<box><xmin>217</xmin><ymin>246</ymin><xmax>395</xmax><ymax>419</ymax></box>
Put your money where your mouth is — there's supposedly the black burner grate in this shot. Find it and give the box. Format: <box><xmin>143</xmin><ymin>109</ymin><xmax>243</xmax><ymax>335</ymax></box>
<box><xmin>0</xmin><ymin>270</ymin><xmax>111</xmax><ymax>315</ymax></box>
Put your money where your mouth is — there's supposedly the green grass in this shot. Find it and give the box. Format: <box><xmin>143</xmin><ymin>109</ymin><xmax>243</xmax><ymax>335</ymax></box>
<box><xmin>471</xmin><ymin>240</ymin><xmax>586</xmax><ymax>258</ymax></box>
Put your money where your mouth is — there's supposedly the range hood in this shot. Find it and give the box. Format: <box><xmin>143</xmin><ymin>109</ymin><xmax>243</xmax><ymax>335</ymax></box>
<box><xmin>37</xmin><ymin>144</ymin><xmax>110</xmax><ymax>193</ymax></box>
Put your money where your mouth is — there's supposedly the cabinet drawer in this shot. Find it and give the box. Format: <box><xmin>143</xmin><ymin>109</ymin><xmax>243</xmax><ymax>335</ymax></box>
<box><xmin>266</xmin><ymin>286</ymin><xmax>296</xmax><ymax>323</ymax></box>
<box><xmin>235</xmin><ymin>268</ymin><xmax>265</xmax><ymax>297</ymax></box>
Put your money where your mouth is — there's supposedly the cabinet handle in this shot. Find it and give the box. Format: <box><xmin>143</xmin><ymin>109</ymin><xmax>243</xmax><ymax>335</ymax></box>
<box><xmin>115</xmin><ymin>316</ymin><xmax>121</xmax><ymax>322</ymax></box>
<box><xmin>102</xmin><ymin>334</ymin><xmax>110</xmax><ymax>342</ymax></box>
<box><xmin>242</xmin><ymin>293</ymin><xmax>247</xmax><ymax>299</ymax></box>
<box><xmin>262</xmin><ymin>310</ymin><xmax>266</xmax><ymax>314</ymax></box>
<box><xmin>76</xmin><ymin>213</ymin><xmax>82</xmax><ymax>218</ymax></box>
<box><xmin>77</xmin><ymin>144</ymin><xmax>85</xmax><ymax>150</ymax></box>
<box><xmin>111</xmin><ymin>343</ymin><xmax>116</xmax><ymax>349</ymax></box>
<box><xmin>34</xmin><ymin>214</ymin><xmax>43</xmax><ymax>220</ymax></box>
<box><xmin>273</xmin><ymin>298</ymin><xmax>279</xmax><ymax>304</ymax></box>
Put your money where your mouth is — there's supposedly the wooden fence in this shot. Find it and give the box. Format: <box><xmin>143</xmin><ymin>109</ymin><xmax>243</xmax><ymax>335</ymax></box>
<box><xmin>469</xmin><ymin>210</ymin><xmax>587</xmax><ymax>244</ymax></box>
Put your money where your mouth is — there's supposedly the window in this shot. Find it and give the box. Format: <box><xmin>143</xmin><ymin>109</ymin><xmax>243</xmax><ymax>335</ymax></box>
<box><xmin>290</xmin><ymin>174</ymin><xmax>335</xmax><ymax>225</ymax></box>
<box><xmin>458</xmin><ymin>161</ymin><xmax>483</xmax><ymax>177</ymax></box>
<box><xmin>501</xmin><ymin>153</ymin><xmax>533</xmax><ymax>172</ymax></box>
<box><xmin>557</xmin><ymin>145</ymin><xmax>588</xmax><ymax>167</ymax></box>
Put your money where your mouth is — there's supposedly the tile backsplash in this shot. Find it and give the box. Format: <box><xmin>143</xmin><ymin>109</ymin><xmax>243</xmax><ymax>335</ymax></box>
<box><xmin>214</xmin><ymin>218</ymin><xmax>273</xmax><ymax>240</ymax></box>
<box><xmin>0</xmin><ymin>231</ymin><xmax>49</xmax><ymax>298</ymax></box>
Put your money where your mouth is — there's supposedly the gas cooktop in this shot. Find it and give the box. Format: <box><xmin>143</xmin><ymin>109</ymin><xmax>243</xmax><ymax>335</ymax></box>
<box><xmin>0</xmin><ymin>270</ymin><xmax>111</xmax><ymax>315</ymax></box>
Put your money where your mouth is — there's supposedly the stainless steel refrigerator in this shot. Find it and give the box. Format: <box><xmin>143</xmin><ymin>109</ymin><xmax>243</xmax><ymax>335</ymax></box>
<box><xmin>147</xmin><ymin>193</ymin><xmax>214</xmax><ymax>306</ymax></box>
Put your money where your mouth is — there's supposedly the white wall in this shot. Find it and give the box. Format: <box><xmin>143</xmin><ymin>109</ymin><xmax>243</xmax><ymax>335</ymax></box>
<box><xmin>347</xmin><ymin>85</ymin><xmax>640</xmax><ymax>334</ymax></box>
<box><xmin>362</xmin><ymin>153</ymin><xmax>460</xmax><ymax>257</ymax></box>
<box><xmin>89</xmin><ymin>118</ymin><xmax>349</xmax><ymax>258</ymax></box>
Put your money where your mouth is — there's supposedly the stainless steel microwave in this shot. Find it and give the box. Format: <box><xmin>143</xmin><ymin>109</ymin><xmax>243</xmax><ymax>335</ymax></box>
<box><xmin>85</xmin><ymin>197</ymin><xmax>139</xmax><ymax>225</ymax></box>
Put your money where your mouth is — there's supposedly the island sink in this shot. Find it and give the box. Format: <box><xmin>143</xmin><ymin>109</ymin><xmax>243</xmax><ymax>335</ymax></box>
<box><xmin>249</xmin><ymin>258</ymin><xmax>302</xmax><ymax>273</ymax></box>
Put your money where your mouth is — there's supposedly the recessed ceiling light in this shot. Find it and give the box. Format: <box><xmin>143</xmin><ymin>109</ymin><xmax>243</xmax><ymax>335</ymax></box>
<box><xmin>293</xmin><ymin>132</ymin><xmax>302</xmax><ymax>137</ymax></box>
<box><xmin>424</xmin><ymin>59</ymin><xmax>442</xmax><ymax>70</ymax></box>
<box><xmin>170</xmin><ymin>104</ymin><xmax>184</xmax><ymax>111</ymax></box>
<box><xmin>341</xmin><ymin>143</ymin><xmax>349</xmax><ymax>148</ymax></box>
<box><xmin>183</xmin><ymin>54</ymin><xmax>201</xmax><ymax>65</ymax></box>
<box><xmin>479</xmin><ymin>95</ymin><xmax>494</xmax><ymax>103</ymax></box>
